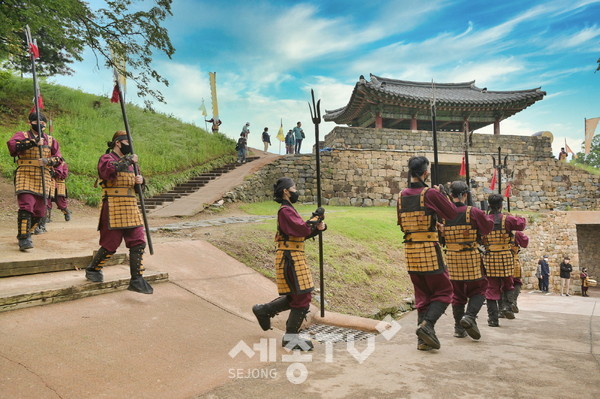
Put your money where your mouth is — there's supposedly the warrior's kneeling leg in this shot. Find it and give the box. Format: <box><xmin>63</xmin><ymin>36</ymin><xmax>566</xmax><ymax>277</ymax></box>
<box><xmin>17</xmin><ymin>210</ymin><xmax>34</xmax><ymax>251</ymax></box>
<box><xmin>282</xmin><ymin>307</ymin><xmax>313</xmax><ymax>351</ymax></box>
<box><xmin>252</xmin><ymin>296</ymin><xmax>291</xmax><ymax>331</ymax></box>
<box><xmin>85</xmin><ymin>247</ymin><xmax>115</xmax><ymax>283</ymax></box>
<box><xmin>128</xmin><ymin>243</ymin><xmax>153</xmax><ymax>294</ymax></box>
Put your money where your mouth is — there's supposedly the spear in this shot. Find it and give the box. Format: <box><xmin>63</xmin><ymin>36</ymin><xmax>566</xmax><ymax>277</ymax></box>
<box><xmin>430</xmin><ymin>80</ymin><xmax>440</xmax><ymax>186</ymax></box>
<box><xmin>111</xmin><ymin>68</ymin><xmax>154</xmax><ymax>255</ymax></box>
<box><xmin>308</xmin><ymin>89</ymin><xmax>325</xmax><ymax>317</ymax></box>
<box><xmin>23</xmin><ymin>26</ymin><xmax>48</xmax><ymax>215</ymax></box>
<box><xmin>463</xmin><ymin>121</ymin><xmax>473</xmax><ymax>206</ymax></box>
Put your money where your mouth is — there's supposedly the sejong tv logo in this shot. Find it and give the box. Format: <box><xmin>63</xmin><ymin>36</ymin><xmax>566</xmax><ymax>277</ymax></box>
<box><xmin>228</xmin><ymin>316</ymin><xmax>401</xmax><ymax>384</ymax></box>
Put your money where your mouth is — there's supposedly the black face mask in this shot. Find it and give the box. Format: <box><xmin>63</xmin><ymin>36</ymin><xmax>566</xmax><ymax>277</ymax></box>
<box><xmin>119</xmin><ymin>143</ymin><xmax>132</xmax><ymax>155</ymax></box>
<box><xmin>289</xmin><ymin>191</ymin><xmax>299</xmax><ymax>203</ymax></box>
<box><xmin>30</xmin><ymin>123</ymin><xmax>45</xmax><ymax>133</ymax></box>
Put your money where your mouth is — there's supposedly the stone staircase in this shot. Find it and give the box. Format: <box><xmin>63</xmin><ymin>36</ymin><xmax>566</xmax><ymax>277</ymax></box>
<box><xmin>0</xmin><ymin>253</ymin><xmax>169</xmax><ymax>312</ymax></box>
<box><xmin>142</xmin><ymin>157</ymin><xmax>259</xmax><ymax>211</ymax></box>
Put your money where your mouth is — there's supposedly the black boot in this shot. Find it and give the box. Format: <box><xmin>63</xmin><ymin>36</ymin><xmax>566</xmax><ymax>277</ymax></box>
<box><xmin>85</xmin><ymin>247</ymin><xmax>115</xmax><ymax>283</ymax></box>
<box><xmin>460</xmin><ymin>295</ymin><xmax>485</xmax><ymax>340</ymax></box>
<box><xmin>252</xmin><ymin>296</ymin><xmax>291</xmax><ymax>331</ymax></box>
<box><xmin>34</xmin><ymin>215</ymin><xmax>47</xmax><ymax>235</ymax></box>
<box><xmin>487</xmin><ymin>299</ymin><xmax>500</xmax><ymax>327</ymax></box>
<box><xmin>46</xmin><ymin>208</ymin><xmax>52</xmax><ymax>223</ymax></box>
<box><xmin>127</xmin><ymin>244</ymin><xmax>153</xmax><ymax>294</ymax></box>
<box><xmin>62</xmin><ymin>208</ymin><xmax>72</xmax><ymax>222</ymax></box>
<box><xmin>501</xmin><ymin>291</ymin><xmax>515</xmax><ymax>320</ymax></box>
<box><xmin>17</xmin><ymin>210</ymin><xmax>34</xmax><ymax>251</ymax></box>
<box><xmin>282</xmin><ymin>307</ymin><xmax>313</xmax><ymax>351</ymax></box>
<box><xmin>416</xmin><ymin>301</ymin><xmax>448</xmax><ymax>350</ymax></box>
<box><xmin>416</xmin><ymin>311</ymin><xmax>433</xmax><ymax>351</ymax></box>
<box><xmin>511</xmin><ymin>285</ymin><xmax>521</xmax><ymax>313</ymax></box>
<box><xmin>452</xmin><ymin>305</ymin><xmax>467</xmax><ymax>338</ymax></box>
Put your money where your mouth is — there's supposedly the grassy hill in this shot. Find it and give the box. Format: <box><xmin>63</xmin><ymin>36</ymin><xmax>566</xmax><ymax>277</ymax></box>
<box><xmin>0</xmin><ymin>72</ymin><xmax>236</xmax><ymax>206</ymax></box>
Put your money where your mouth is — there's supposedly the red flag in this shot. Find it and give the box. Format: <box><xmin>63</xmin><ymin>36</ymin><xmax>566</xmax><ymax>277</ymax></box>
<box><xmin>459</xmin><ymin>155</ymin><xmax>466</xmax><ymax>176</ymax></box>
<box><xmin>29</xmin><ymin>94</ymin><xmax>45</xmax><ymax>114</ymax></box>
<box><xmin>110</xmin><ymin>84</ymin><xmax>120</xmax><ymax>103</ymax></box>
<box><xmin>504</xmin><ymin>183</ymin><xmax>512</xmax><ymax>198</ymax></box>
<box><xmin>489</xmin><ymin>169</ymin><xmax>497</xmax><ymax>191</ymax></box>
<box><xmin>29</xmin><ymin>43</ymin><xmax>40</xmax><ymax>59</ymax></box>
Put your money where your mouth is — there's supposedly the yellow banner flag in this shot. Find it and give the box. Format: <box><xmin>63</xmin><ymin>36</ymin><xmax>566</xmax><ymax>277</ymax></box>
<box><xmin>585</xmin><ymin>117</ymin><xmax>599</xmax><ymax>155</ymax></box>
<box><xmin>209</xmin><ymin>72</ymin><xmax>219</xmax><ymax>120</ymax></box>
<box><xmin>276</xmin><ymin>118</ymin><xmax>285</xmax><ymax>142</ymax></box>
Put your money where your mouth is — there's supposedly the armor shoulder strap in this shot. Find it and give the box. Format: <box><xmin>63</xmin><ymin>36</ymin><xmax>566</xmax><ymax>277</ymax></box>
<box><xmin>466</xmin><ymin>206</ymin><xmax>472</xmax><ymax>224</ymax></box>
<box><xmin>419</xmin><ymin>187</ymin><xmax>430</xmax><ymax>208</ymax></box>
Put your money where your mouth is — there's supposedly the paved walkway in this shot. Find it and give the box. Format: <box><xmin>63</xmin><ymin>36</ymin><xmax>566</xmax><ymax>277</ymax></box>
<box><xmin>1</xmin><ymin>237</ymin><xmax>598</xmax><ymax>398</ymax></box>
<box><xmin>150</xmin><ymin>149</ymin><xmax>280</xmax><ymax>218</ymax></box>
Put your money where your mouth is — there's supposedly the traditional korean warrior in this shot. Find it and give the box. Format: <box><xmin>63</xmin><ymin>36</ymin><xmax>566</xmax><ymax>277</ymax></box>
<box><xmin>252</xmin><ymin>177</ymin><xmax>326</xmax><ymax>351</ymax></box>
<box><xmin>398</xmin><ymin>156</ymin><xmax>457</xmax><ymax>351</ymax></box>
<box><xmin>442</xmin><ymin>181</ymin><xmax>493</xmax><ymax>341</ymax></box>
<box><xmin>481</xmin><ymin>194</ymin><xmax>526</xmax><ymax>327</ymax></box>
<box><xmin>507</xmin><ymin>231</ymin><xmax>529</xmax><ymax>313</ymax></box>
<box><xmin>6</xmin><ymin>111</ymin><xmax>62</xmax><ymax>251</ymax></box>
<box><xmin>51</xmin><ymin>161</ymin><xmax>72</xmax><ymax>221</ymax></box>
<box><xmin>85</xmin><ymin>131</ymin><xmax>153</xmax><ymax>294</ymax></box>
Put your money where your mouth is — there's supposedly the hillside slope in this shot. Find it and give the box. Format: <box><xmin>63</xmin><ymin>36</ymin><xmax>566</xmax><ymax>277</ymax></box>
<box><xmin>0</xmin><ymin>72</ymin><xmax>236</xmax><ymax>205</ymax></box>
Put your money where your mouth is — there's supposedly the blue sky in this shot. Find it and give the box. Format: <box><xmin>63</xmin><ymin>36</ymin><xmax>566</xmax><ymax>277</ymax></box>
<box><xmin>51</xmin><ymin>0</ymin><xmax>600</xmax><ymax>157</ymax></box>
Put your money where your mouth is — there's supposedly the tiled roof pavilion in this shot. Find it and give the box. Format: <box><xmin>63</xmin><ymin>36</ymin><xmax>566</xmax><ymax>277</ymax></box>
<box><xmin>324</xmin><ymin>74</ymin><xmax>546</xmax><ymax>133</ymax></box>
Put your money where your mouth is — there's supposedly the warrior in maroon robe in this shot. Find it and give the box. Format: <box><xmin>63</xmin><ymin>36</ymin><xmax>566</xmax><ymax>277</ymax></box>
<box><xmin>84</xmin><ymin>131</ymin><xmax>152</xmax><ymax>294</ymax></box>
<box><xmin>6</xmin><ymin>111</ymin><xmax>62</xmax><ymax>251</ymax></box>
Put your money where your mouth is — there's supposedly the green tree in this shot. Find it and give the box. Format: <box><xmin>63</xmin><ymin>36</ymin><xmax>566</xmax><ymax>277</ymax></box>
<box><xmin>574</xmin><ymin>135</ymin><xmax>600</xmax><ymax>168</ymax></box>
<box><xmin>0</xmin><ymin>0</ymin><xmax>175</xmax><ymax>106</ymax></box>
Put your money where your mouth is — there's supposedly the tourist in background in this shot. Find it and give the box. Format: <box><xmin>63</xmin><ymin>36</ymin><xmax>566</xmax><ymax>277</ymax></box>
<box><xmin>559</xmin><ymin>256</ymin><xmax>573</xmax><ymax>296</ymax></box>
<box><xmin>398</xmin><ymin>156</ymin><xmax>457</xmax><ymax>351</ymax></box>
<box><xmin>538</xmin><ymin>255</ymin><xmax>550</xmax><ymax>293</ymax></box>
<box><xmin>293</xmin><ymin>121</ymin><xmax>304</xmax><ymax>154</ymax></box>
<box><xmin>285</xmin><ymin>129</ymin><xmax>295</xmax><ymax>155</ymax></box>
<box><xmin>236</xmin><ymin>133</ymin><xmax>247</xmax><ymax>163</ymax></box>
<box><xmin>262</xmin><ymin>127</ymin><xmax>271</xmax><ymax>152</ymax></box>
<box><xmin>580</xmin><ymin>267</ymin><xmax>589</xmax><ymax>297</ymax></box>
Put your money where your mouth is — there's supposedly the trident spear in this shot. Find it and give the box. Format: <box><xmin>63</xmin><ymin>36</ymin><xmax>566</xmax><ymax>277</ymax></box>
<box><xmin>308</xmin><ymin>89</ymin><xmax>325</xmax><ymax>318</ymax></box>
<box><xmin>111</xmin><ymin>68</ymin><xmax>155</xmax><ymax>255</ymax></box>
<box><xmin>23</xmin><ymin>26</ymin><xmax>48</xmax><ymax>212</ymax></box>
<box><xmin>463</xmin><ymin>121</ymin><xmax>473</xmax><ymax>206</ymax></box>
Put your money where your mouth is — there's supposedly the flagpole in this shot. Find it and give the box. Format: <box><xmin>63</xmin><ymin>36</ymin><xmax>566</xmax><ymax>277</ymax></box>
<box><xmin>431</xmin><ymin>80</ymin><xmax>439</xmax><ymax>186</ymax></box>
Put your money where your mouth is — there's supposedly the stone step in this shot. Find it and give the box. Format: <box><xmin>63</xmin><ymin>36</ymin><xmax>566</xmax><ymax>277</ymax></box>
<box><xmin>0</xmin><ymin>253</ymin><xmax>128</xmax><ymax>278</ymax></box>
<box><xmin>0</xmin><ymin>266</ymin><xmax>169</xmax><ymax>313</ymax></box>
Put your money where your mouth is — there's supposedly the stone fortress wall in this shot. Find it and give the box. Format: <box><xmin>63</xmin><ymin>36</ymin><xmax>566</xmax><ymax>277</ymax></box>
<box><xmin>226</xmin><ymin>127</ymin><xmax>600</xmax><ymax>211</ymax></box>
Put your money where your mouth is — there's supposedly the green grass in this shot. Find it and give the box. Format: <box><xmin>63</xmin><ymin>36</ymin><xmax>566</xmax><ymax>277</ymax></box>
<box><xmin>0</xmin><ymin>73</ymin><xmax>236</xmax><ymax>205</ymax></box>
<box><xmin>569</xmin><ymin>161</ymin><xmax>600</xmax><ymax>175</ymax></box>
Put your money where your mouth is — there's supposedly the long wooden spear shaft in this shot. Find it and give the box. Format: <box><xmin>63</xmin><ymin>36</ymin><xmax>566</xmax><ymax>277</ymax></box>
<box><xmin>431</xmin><ymin>81</ymin><xmax>440</xmax><ymax>186</ymax></box>
<box><xmin>24</xmin><ymin>26</ymin><xmax>48</xmax><ymax>211</ymax></box>
<box><xmin>463</xmin><ymin>122</ymin><xmax>473</xmax><ymax>206</ymax></box>
<box><xmin>309</xmin><ymin>89</ymin><xmax>325</xmax><ymax>318</ymax></box>
<box><xmin>113</xmin><ymin>73</ymin><xmax>154</xmax><ymax>255</ymax></box>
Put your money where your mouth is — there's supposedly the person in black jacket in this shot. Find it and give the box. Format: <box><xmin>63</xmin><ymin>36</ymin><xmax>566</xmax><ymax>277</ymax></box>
<box><xmin>559</xmin><ymin>256</ymin><xmax>573</xmax><ymax>296</ymax></box>
<box><xmin>538</xmin><ymin>256</ymin><xmax>550</xmax><ymax>293</ymax></box>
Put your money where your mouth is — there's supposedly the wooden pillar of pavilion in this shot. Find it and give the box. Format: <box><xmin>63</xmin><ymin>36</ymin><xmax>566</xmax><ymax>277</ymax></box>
<box><xmin>493</xmin><ymin>118</ymin><xmax>501</xmax><ymax>135</ymax></box>
<box><xmin>375</xmin><ymin>113</ymin><xmax>383</xmax><ymax>129</ymax></box>
<box><xmin>410</xmin><ymin>116</ymin><xmax>418</xmax><ymax>131</ymax></box>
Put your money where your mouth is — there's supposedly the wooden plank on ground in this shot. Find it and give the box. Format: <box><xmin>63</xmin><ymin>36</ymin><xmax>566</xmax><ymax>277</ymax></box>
<box><xmin>0</xmin><ymin>254</ymin><xmax>128</xmax><ymax>278</ymax></box>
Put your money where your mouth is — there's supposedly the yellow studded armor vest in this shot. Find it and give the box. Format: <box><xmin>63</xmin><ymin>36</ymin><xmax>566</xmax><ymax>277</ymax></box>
<box><xmin>15</xmin><ymin>136</ymin><xmax>53</xmax><ymax>197</ymax></box>
<box><xmin>482</xmin><ymin>214</ymin><xmax>514</xmax><ymax>277</ymax></box>
<box><xmin>510</xmin><ymin>242</ymin><xmax>522</xmax><ymax>278</ymax></box>
<box><xmin>443</xmin><ymin>206</ymin><xmax>484</xmax><ymax>281</ymax></box>
<box><xmin>398</xmin><ymin>187</ymin><xmax>445</xmax><ymax>274</ymax></box>
<box><xmin>274</xmin><ymin>205</ymin><xmax>314</xmax><ymax>295</ymax></box>
<box><xmin>100</xmin><ymin>171</ymin><xmax>143</xmax><ymax>229</ymax></box>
